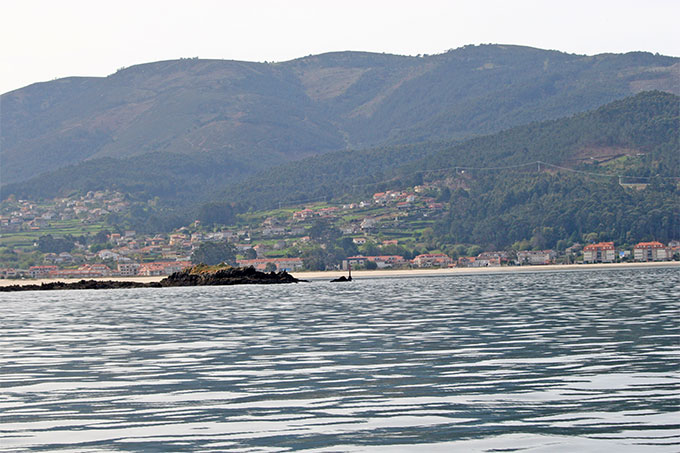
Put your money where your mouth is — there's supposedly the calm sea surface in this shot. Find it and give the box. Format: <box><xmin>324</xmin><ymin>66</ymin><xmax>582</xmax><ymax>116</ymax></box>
<box><xmin>1</xmin><ymin>267</ymin><xmax>678</xmax><ymax>452</ymax></box>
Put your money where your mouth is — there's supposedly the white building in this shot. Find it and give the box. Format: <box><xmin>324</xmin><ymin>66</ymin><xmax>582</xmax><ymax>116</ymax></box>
<box><xmin>516</xmin><ymin>250</ymin><xmax>557</xmax><ymax>265</ymax></box>
<box><xmin>633</xmin><ymin>242</ymin><xmax>671</xmax><ymax>261</ymax></box>
<box><xmin>583</xmin><ymin>242</ymin><xmax>616</xmax><ymax>263</ymax></box>
<box><xmin>117</xmin><ymin>262</ymin><xmax>140</xmax><ymax>276</ymax></box>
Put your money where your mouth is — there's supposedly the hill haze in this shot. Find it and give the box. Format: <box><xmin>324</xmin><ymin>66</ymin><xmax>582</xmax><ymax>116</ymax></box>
<box><xmin>1</xmin><ymin>44</ymin><xmax>678</xmax><ymax>186</ymax></box>
<box><xmin>222</xmin><ymin>91</ymin><xmax>680</xmax><ymax>209</ymax></box>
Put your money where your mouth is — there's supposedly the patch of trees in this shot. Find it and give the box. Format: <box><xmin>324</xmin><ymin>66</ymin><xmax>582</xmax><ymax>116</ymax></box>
<box><xmin>37</xmin><ymin>234</ymin><xmax>76</xmax><ymax>254</ymax></box>
<box><xmin>197</xmin><ymin>202</ymin><xmax>236</xmax><ymax>226</ymax></box>
<box><xmin>434</xmin><ymin>172</ymin><xmax>679</xmax><ymax>250</ymax></box>
<box><xmin>105</xmin><ymin>204</ymin><xmax>190</xmax><ymax>235</ymax></box>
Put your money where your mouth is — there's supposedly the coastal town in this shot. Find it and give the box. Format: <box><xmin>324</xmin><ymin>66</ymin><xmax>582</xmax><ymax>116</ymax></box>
<box><xmin>1</xmin><ymin>189</ymin><xmax>678</xmax><ymax>280</ymax></box>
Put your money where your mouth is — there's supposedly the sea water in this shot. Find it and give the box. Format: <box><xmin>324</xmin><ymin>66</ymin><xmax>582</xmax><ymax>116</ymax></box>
<box><xmin>1</xmin><ymin>267</ymin><xmax>678</xmax><ymax>452</ymax></box>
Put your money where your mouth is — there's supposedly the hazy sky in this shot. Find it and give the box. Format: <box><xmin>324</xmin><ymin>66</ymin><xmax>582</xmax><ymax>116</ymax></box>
<box><xmin>2</xmin><ymin>0</ymin><xmax>678</xmax><ymax>94</ymax></box>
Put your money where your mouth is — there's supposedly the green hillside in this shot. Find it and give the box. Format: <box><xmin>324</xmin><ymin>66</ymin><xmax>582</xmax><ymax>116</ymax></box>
<box><xmin>216</xmin><ymin>91</ymin><xmax>679</xmax><ymax>249</ymax></box>
<box><xmin>1</xmin><ymin>45</ymin><xmax>677</xmax><ymax>186</ymax></box>
<box><xmin>433</xmin><ymin>172</ymin><xmax>678</xmax><ymax>250</ymax></box>
<box><xmin>1</xmin><ymin>92</ymin><xmax>677</xmax><ymax>257</ymax></box>
<box><xmin>0</xmin><ymin>151</ymin><xmax>249</xmax><ymax>203</ymax></box>
<box><xmin>224</xmin><ymin>91</ymin><xmax>679</xmax><ymax>208</ymax></box>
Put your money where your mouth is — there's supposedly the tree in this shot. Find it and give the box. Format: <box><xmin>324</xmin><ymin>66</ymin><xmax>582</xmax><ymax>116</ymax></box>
<box><xmin>422</xmin><ymin>227</ymin><xmax>436</xmax><ymax>245</ymax></box>
<box><xmin>197</xmin><ymin>202</ymin><xmax>235</xmax><ymax>226</ymax></box>
<box><xmin>452</xmin><ymin>244</ymin><xmax>468</xmax><ymax>258</ymax></box>
<box><xmin>309</xmin><ymin>220</ymin><xmax>341</xmax><ymax>244</ymax></box>
<box><xmin>90</xmin><ymin>242</ymin><xmax>114</xmax><ymax>253</ymax></box>
<box><xmin>381</xmin><ymin>244</ymin><xmax>411</xmax><ymax>259</ymax></box>
<box><xmin>93</xmin><ymin>230</ymin><xmax>111</xmax><ymax>244</ymax></box>
<box><xmin>264</xmin><ymin>262</ymin><xmax>278</xmax><ymax>273</ymax></box>
<box><xmin>437</xmin><ymin>187</ymin><xmax>451</xmax><ymax>202</ymax></box>
<box><xmin>466</xmin><ymin>245</ymin><xmax>482</xmax><ymax>257</ymax></box>
<box><xmin>302</xmin><ymin>246</ymin><xmax>326</xmax><ymax>271</ymax></box>
<box><xmin>360</xmin><ymin>241</ymin><xmax>380</xmax><ymax>256</ymax></box>
<box><xmin>584</xmin><ymin>232</ymin><xmax>599</xmax><ymax>244</ymax></box>
<box><xmin>302</xmin><ymin>245</ymin><xmax>343</xmax><ymax>270</ymax></box>
<box><xmin>191</xmin><ymin>241</ymin><xmax>237</xmax><ymax>265</ymax></box>
<box><xmin>338</xmin><ymin>237</ymin><xmax>359</xmax><ymax>257</ymax></box>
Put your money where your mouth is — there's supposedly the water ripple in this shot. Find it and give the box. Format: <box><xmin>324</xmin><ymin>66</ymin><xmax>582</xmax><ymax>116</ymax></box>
<box><xmin>1</xmin><ymin>267</ymin><xmax>678</xmax><ymax>451</ymax></box>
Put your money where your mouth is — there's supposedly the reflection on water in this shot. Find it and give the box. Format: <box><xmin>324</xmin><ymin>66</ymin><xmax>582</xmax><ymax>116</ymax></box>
<box><xmin>1</xmin><ymin>267</ymin><xmax>678</xmax><ymax>452</ymax></box>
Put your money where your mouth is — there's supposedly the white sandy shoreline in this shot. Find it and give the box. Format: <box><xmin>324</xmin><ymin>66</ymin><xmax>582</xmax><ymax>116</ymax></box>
<box><xmin>295</xmin><ymin>261</ymin><xmax>679</xmax><ymax>280</ymax></box>
<box><xmin>0</xmin><ymin>261</ymin><xmax>677</xmax><ymax>287</ymax></box>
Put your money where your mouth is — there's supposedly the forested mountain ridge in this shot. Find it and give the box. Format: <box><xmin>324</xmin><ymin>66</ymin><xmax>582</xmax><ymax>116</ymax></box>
<box><xmin>2</xmin><ymin>45</ymin><xmax>678</xmax><ymax>185</ymax></box>
<box><xmin>222</xmin><ymin>91</ymin><xmax>680</xmax><ymax>210</ymax></box>
<box><xmin>3</xmin><ymin>91</ymin><xmax>677</xmax><ymax>221</ymax></box>
<box><xmin>228</xmin><ymin>91</ymin><xmax>679</xmax><ymax>249</ymax></box>
<box><xmin>2</xmin><ymin>92</ymin><xmax>677</xmax><ymax>250</ymax></box>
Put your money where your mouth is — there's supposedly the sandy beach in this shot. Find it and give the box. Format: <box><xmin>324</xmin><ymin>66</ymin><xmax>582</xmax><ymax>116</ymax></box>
<box><xmin>295</xmin><ymin>261</ymin><xmax>680</xmax><ymax>280</ymax></box>
<box><xmin>1</xmin><ymin>261</ymin><xmax>677</xmax><ymax>287</ymax></box>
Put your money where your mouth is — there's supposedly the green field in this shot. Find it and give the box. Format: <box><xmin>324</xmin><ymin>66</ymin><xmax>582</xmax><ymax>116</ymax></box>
<box><xmin>0</xmin><ymin>220</ymin><xmax>107</xmax><ymax>251</ymax></box>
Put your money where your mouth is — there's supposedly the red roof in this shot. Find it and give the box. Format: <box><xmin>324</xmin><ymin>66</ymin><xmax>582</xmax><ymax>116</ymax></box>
<box><xmin>583</xmin><ymin>242</ymin><xmax>614</xmax><ymax>251</ymax></box>
<box><xmin>634</xmin><ymin>241</ymin><xmax>665</xmax><ymax>249</ymax></box>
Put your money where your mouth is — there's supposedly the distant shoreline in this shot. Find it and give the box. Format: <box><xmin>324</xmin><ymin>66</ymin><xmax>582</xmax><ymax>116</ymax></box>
<box><xmin>1</xmin><ymin>261</ymin><xmax>677</xmax><ymax>287</ymax></box>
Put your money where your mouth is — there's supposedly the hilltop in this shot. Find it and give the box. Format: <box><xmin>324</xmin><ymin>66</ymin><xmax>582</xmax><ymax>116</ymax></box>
<box><xmin>1</xmin><ymin>45</ymin><xmax>678</xmax><ymax>190</ymax></box>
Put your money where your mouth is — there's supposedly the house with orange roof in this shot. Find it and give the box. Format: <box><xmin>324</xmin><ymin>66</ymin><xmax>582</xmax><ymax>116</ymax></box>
<box><xmin>318</xmin><ymin>207</ymin><xmax>339</xmax><ymax>217</ymax></box>
<box><xmin>293</xmin><ymin>209</ymin><xmax>314</xmax><ymax>220</ymax></box>
<box><xmin>80</xmin><ymin>263</ymin><xmax>112</xmax><ymax>276</ymax></box>
<box><xmin>138</xmin><ymin>261</ymin><xmax>191</xmax><ymax>276</ymax></box>
<box><xmin>0</xmin><ymin>268</ymin><xmax>20</xmax><ymax>279</ymax></box>
<box><xmin>412</xmin><ymin>253</ymin><xmax>453</xmax><ymax>268</ymax></box>
<box><xmin>28</xmin><ymin>265</ymin><xmax>58</xmax><ymax>278</ymax></box>
<box><xmin>372</xmin><ymin>192</ymin><xmax>387</xmax><ymax>203</ymax></box>
<box><xmin>457</xmin><ymin>256</ymin><xmax>476</xmax><ymax>267</ymax></box>
<box><xmin>46</xmin><ymin>264</ymin><xmax>112</xmax><ymax>279</ymax></box>
<box><xmin>236</xmin><ymin>258</ymin><xmax>303</xmax><ymax>272</ymax></box>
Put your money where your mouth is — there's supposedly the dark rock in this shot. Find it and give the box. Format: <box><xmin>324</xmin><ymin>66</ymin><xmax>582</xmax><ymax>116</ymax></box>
<box><xmin>159</xmin><ymin>266</ymin><xmax>303</xmax><ymax>287</ymax></box>
<box><xmin>0</xmin><ymin>279</ymin><xmax>154</xmax><ymax>292</ymax></box>
<box><xmin>0</xmin><ymin>266</ymin><xmax>304</xmax><ymax>292</ymax></box>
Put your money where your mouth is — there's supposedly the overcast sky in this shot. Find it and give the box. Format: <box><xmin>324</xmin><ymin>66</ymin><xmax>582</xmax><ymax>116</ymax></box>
<box><xmin>1</xmin><ymin>0</ymin><xmax>678</xmax><ymax>95</ymax></box>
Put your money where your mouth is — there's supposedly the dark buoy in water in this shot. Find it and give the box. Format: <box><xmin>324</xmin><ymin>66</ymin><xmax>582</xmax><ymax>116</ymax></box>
<box><xmin>331</xmin><ymin>262</ymin><xmax>352</xmax><ymax>282</ymax></box>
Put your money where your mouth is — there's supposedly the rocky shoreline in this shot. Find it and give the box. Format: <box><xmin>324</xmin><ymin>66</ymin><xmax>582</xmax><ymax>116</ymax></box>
<box><xmin>0</xmin><ymin>265</ymin><xmax>303</xmax><ymax>292</ymax></box>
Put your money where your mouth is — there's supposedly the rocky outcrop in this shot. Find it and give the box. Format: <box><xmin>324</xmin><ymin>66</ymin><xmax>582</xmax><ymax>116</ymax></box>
<box><xmin>0</xmin><ymin>280</ymin><xmax>156</xmax><ymax>292</ymax></box>
<box><xmin>0</xmin><ymin>266</ymin><xmax>302</xmax><ymax>292</ymax></box>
